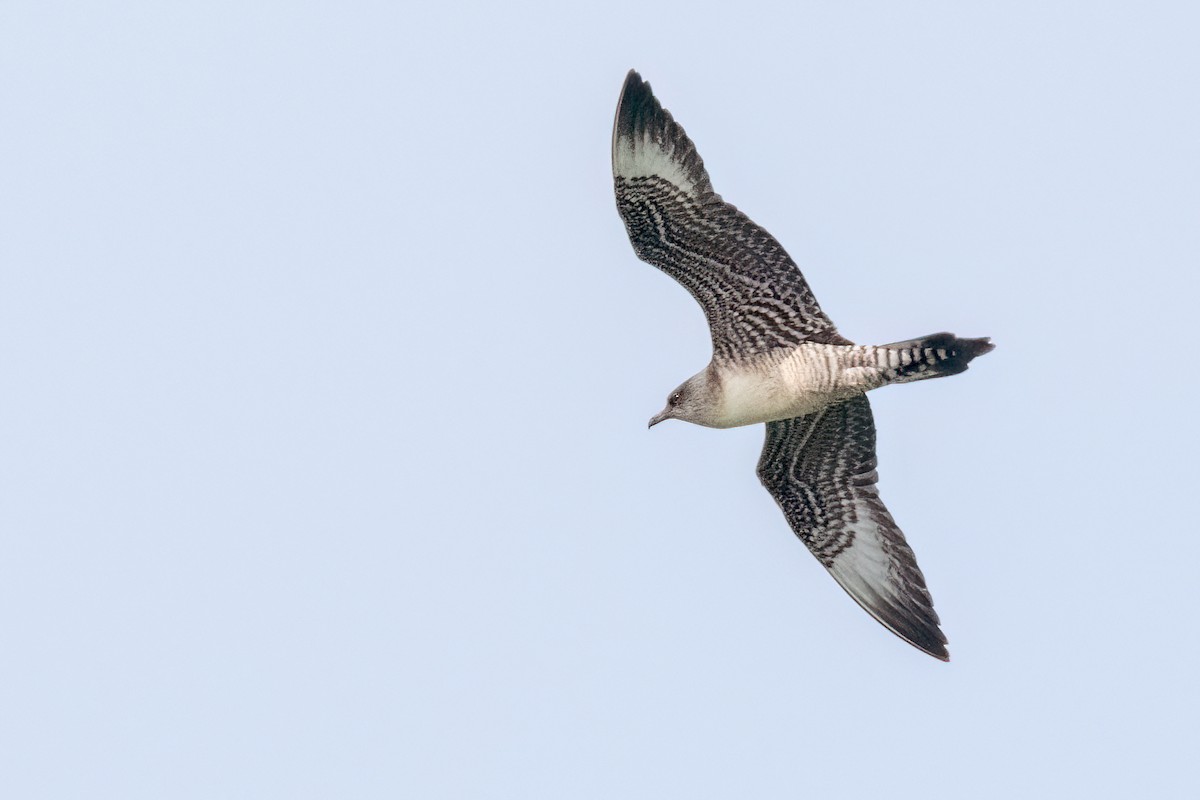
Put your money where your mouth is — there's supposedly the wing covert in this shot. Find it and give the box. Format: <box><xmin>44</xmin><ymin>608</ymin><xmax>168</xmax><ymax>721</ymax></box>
<box><xmin>757</xmin><ymin>395</ymin><xmax>948</xmax><ymax>660</ymax></box>
<box><xmin>612</xmin><ymin>70</ymin><xmax>849</xmax><ymax>361</ymax></box>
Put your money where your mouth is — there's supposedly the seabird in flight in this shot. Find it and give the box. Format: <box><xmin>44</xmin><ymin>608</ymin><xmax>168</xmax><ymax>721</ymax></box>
<box><xmin>612</xmin><ymin>70</ymin><xmax>994</xmax><ymax>661</ymax></box>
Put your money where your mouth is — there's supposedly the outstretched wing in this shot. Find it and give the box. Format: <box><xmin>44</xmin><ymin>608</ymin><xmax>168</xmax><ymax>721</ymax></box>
<box><xmin>756</xmin><ymin>395</ymin><xmax>948</xmax><ymax>660</ymax></box>
<box><xmin>612</xmin><ymin>70</ymin><xmax>849</xmax><ymax>363</ymax></box>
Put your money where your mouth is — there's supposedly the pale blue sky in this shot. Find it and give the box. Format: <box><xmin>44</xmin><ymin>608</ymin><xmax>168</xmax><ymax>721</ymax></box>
<box><xmin>2</xmin><ymin>2</ymin><xmax>1198</xmax><ymax>797</ymax></box>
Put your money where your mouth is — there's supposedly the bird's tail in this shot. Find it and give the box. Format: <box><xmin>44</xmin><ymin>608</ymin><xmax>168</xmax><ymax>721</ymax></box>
<box><xmin>873</xmin><ymin>332</ymin><xmax>994</xmax><ymax>384</ymax></box>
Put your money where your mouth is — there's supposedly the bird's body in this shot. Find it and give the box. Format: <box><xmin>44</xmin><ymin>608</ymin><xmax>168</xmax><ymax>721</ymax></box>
<box><xmin>675</xmin><ymin>338</ymin><xmax>991</xmax><ymax>429</ymax></box>
<box><xmin>669</xmin><ymin>345</ymin><xmax>860</xmax><ymax>428</ymax></box>
<box><xmin>716</xmin><ymin>345</ymin><xmax>857</xmax><ymax>427</ymax></box>
<box><xmin>612</xmin><ymin>70</ymin><xmax>994</xmax><ymax>661</ymax></box>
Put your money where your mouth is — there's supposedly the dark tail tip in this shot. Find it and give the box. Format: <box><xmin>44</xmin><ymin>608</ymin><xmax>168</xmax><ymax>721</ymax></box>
<box><xmin>883</xmin><ymin>333</ymin><xmax>994</xmax><ymax>382</ymax></box>
<box><xmin>961</xmin><ymin>336</ymin><xmax>995</xmax><ymax>359</ymax></box>
<box><xmin>935</xmin><ymin>335</ymin><xmax>994</xmax><ymax>377</ymax></box>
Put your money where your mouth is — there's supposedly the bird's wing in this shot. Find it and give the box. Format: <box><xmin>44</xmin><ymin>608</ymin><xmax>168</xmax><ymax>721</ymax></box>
<box><xmin>756</xmin><ymin>394</ymin><xmax>948</xmax><ymax>660</ymax></box>
<box><xmin>612</xmin><ymin>70</ymin><xmax>849</xmax><ymax>362</ymax></box>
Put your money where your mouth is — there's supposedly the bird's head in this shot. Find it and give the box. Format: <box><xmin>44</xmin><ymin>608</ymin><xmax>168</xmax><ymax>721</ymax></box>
<box><xmin>648</xmin><ymin>372</ymin><xmax>717</xmax><ymax>428</ymax></box>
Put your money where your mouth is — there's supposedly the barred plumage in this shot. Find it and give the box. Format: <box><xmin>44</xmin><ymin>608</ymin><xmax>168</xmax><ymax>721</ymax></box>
<box><xmin>613</xmin><ymin>73</ymin><xmax>849</xmax><ymax>363</ymax></box>
<box><xmin>757</xmin><ymin>396</ymin><xmax>947</xmax><ymax>659</ymax></box>
<box><xmin>613</xmin><ymin>70</ymin><xmax>993</xmax><ymax>661</ymax></box>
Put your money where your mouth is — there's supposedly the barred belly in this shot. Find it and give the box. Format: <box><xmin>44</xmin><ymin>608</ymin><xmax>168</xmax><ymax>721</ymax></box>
<box><xmin>714</xmin><ymin>344</ymin><xmax>881</xmax><ymax>428</ymax></box>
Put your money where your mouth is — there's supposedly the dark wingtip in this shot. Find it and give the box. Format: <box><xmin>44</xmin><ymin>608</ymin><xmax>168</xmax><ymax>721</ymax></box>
<box><xmin>901</xmin><ymin>627</ymin><xmax>950</xmax><ymax>661</ymax></box>
<box><xmin>889</xmin><ymin>615</ymin><xmax>951</xmax><ymax>662</ymax></box>
<box><xmin>620</xmin><ymin>69</ymin><xmax>648</xmax><ymax>103</ymax></box>
<box><xmin>614</xmin><ymin>69</ymin><xmax>656</xmax><ymax>144</ymax></box>
<box><xmin>612</xmin><ymin>69</ymin><xmax>715</xmax><ymax>196</ymax></box>
<box><xmin>911</xmin><ymin>621</ymin><xmax>951</xmax><ymax>662</ymax></box>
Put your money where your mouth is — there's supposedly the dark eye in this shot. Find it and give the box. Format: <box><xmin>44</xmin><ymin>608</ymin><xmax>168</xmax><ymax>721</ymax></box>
<box><xmin>670</xmin><ymin>392</ymin><xmax>682</xmax><ymax>406</ymax></box>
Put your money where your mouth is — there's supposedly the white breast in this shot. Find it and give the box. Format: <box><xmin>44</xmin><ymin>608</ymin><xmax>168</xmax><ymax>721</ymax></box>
<box><xmin>714</xmin><ymin>345</ymin><xmax>860</xmax><ymax>428</ymax></box>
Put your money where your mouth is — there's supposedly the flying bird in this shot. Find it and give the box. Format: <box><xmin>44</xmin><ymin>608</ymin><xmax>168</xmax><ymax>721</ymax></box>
<box><xmin>612</xmin><ymin>70</ymin><xmax>993</xmax><ymax>661</ymax></box>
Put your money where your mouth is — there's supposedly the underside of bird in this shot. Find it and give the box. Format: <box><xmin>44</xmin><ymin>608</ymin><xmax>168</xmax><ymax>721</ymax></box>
<box><xmin>613</xmin><ymin>69</ymin><xmax>994</xmax><ymax>662</ymax></box>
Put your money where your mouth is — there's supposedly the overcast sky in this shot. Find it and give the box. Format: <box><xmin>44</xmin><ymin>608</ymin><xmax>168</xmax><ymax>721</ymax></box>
<box><xmin>2</xmin><ymin>2</ymin><xmax>1198</xmax><ymax>797</ymax></box>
